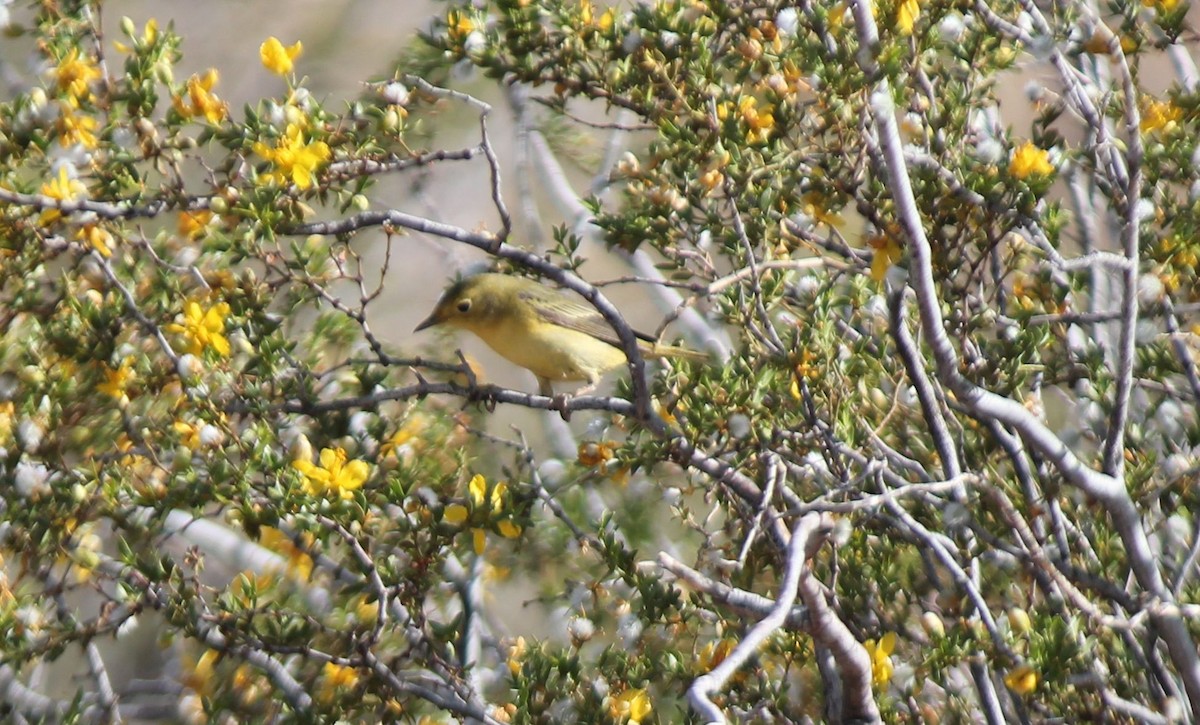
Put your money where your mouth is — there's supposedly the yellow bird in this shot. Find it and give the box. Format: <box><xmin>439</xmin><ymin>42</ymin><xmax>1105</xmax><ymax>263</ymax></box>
<box><xmin>414</xmin><ymin>273</ymin><xmax>705</xmax><ymax>396</ymax></box>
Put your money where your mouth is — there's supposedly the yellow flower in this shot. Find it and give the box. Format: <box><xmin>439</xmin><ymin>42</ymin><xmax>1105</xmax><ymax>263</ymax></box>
<box><xmin>260</xmin><ymin>37</ymin><xmax>303</xmax><ymax>75</ymax></box>
<box><xmin>39</xmin><ymin>166</ymin><xmax>88</xmax><ymax>225</ymax></box>
<box><xmin>353</xmin><ymin>596</ymin><xmax>379</xmax><ymax>623</ymax></box>
<box><xmin>166</xmin><ymin>299</ymin><xmax>231</xmax><ymax>356</ymax></box>
<box><xmin>77</xmin><ymin>223</ymin><xmax>115</xmax><ymax>257</ymax></box>
<box><xmin>497</xmin><ymin>520</ymin><xmax>522</xmax><ymax>539</ymax></box>
<box><xmin>699</xmin><ymin>168</ymin><xmax>724</xmax><ymax>193</ymax></box>
<box><xmin>173</xmin><ymin>420</ymin><xmax>201</xmax><ymax>450</ymax></box>
<box><xmin>896</xmin><ymin>0</ymin><xmax>921</xmax><ymax>35</ymax></box>
<box><xmin>1141</xmin><ymin>98</ymin><xmax>1182</xmax><ymax>134</ymax></box>
<box><xmin>609</xmin><ymin>688</ymin><xmax>653</xmax><ymax>724</ymax></box>
<box><xmin>490</xmin><ymin>480</ymin><xmax>510</xmax><ymax>511</ymax></box>
<box><xmin>738</xmin><ymin>96</ymin><xmax>775</xmax><ymax>144</ymax></box>
<box><xmin>256</xmin><ymin>525</ymin><xmax>314</xmax><ymax>578</ymax></box>
<box><xmin>447</xmin><ymin>9</ymin><xmax>476</xmax><ymax>40</ymax></box>
<box><xmin>443</xmin><ymin>504</ymin><xmax>469</xmax><ymax>525</ymax></box>
<box><xmin>864</xmin><ymin>632</ymin><xmax>896</xmax><ymax>688</ymax></box>
<box><xmin>578</xmin><ymin>441</ymin><xmax>616</xmax><ymax>467</ymax></box>
<box><xmin>174</xmin><ymin>69</ymin><xmax>227</xmax><ymax>124</ymax></box>
<box><xmin>801</xmin><ymin>192</ymin><xmax>846</xmax><ymax>229</ymax></box>
<box><xmin>380</xmin><ymin>415</ymin><xmax>424</xmax><ymax>458</ymax></box>
<box><xmin>507</xmin><ymin>636</ymin><xmax>527</xmax><ymax>675</ymax></box>
<box><xmin>178</xmin><ymin>209</ymin><xmax>214</xmax><ymax>239</ymax></box>
<box><xmin>1004</xmin><ymin>664</ymin><xmax>1038</xmax><ymax>694</ymax></box>
<box><xmin>1008</xmin><ymin>141</ymin><xmax>1055</xmax><ymax>179</ymax></box>
<box><xmin>54</xmin><ymin>48</ymin><xmax>102</xmax><ymax>102</ymax></box>
<box><xmin>98</xmin><ymin>358</ymin><xmax>135</xmax><ymax>399</ymax></box>
<box><xmin>469</xmin><ymin>473</ymin><xmax>487</xmax><ymax>507</ymax></box>
<box><xmin>1143</xmin><ymin>0</ymin><xmax>1182</xmax><ymax>11</ymax></box>
<box><xmin>184</xmin><ymin>649</ymin><xmax>221</xmax><ymax>695</ymax></box>
<box><xmin>0</xmin><ymin>402</ymin><xmax>14</xmax><ymax>446</ymax></box>
<box><xmin>253</xmin><ymin>123</ymin><xmax>331</xmax><ymax>190</ymax></box>
<box><xmin>445</xmin><ymin>474</ymin><xmax>521</xmax><ymax>552</ymax></box>
<box><xmin>318</xmin><ymin>662</ymin><xmax>359</xmax><ymax>702</ymax></box>
<box><xmin>292</xmin><ymin>447</ymin><xmax>371</xmax><ymax>501</ymax></box>
<box><xmin>57</xmin><ymin>104</ymin><xmax>98</xmax><ymax>148</ymax></box>
<box><xmin>868</xmin><ymin>233</ymin><xmax>903</xmax><ymax>282</ymax></box>
<box><xmin>652</xmin><ymin>397</ymin><xmax>679</xmax><ymax>427</ymax></box>
<box><xmin>696</xmin><ymin>639</ymin><xmax>736</xmax><ymax>673</ymax></box>
<box><xmin>115</xmin><ymin>18</ymin><xmax>158</xmax><ymax>53</ymax></box>
<box><xmin>598</xmin><ymin>8</ymin><xmax>616</xmax><ymax>31</ymax></box>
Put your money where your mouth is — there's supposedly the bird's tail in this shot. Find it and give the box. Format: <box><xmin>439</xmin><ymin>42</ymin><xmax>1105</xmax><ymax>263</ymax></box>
<box><xmin>642</xmin><ymin>342</ymin><xmax>709</xmax><ymax>362</ymax></box>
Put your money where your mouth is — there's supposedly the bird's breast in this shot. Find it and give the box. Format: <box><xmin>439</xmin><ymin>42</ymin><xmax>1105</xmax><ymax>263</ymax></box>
<box><xmin>471</xmin><ymin>317</ymin><xmax>627</xmax><ymax>382</ymax></box>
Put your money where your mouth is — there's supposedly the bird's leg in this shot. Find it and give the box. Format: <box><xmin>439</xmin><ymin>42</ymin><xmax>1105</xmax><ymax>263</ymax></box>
<box><xmin>539</xmin><ymin>376</ymin><xmax>579</xmax><ymax>421</ymax></box>
<box><xmin>570</xmin><ymin>380</ymin><xmax>598</xmax><ymax>397</ymax></box>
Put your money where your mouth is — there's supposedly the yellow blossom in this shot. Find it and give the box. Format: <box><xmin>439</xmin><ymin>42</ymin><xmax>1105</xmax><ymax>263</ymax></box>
<box><xmin>696</xmin><ymin>639</ymin><xmax>736</xmax><ymax>673</ymax></box>
<box><xmin>115</xmin><ymin>18</ymin><xmax>158</xmax><ymax>53</ymax></box>
<box><xmin>317</xmin><ymin>662</ymin><xmax>359</xmax><ymax>703</ymax></box>
<box><xmin>1143</xmin><ymin>0</ymin><xmax>1182</xmax><ymax>11</ymax></box>
<box><xmin>1008</xmin><ymin>141</ymin><xmax>1055</xmax><ymax>179</ymax></box>
<box><xmin>653</xmin><ymin>397</ymin><xmax>680</xmax><ymax>427</ymax></box>
<box><xmin>579</xmin><ymin>441</ymin><xmax>616</xmax><ymax>467</ymax></box>
<box><xmin>98</xmin><ymin>358</ymin><xmax>135</xmax><ymax>399</ymax></box>
<box><xmin>166</xmin><ymin>299</ymin><xmax>231</xmax><ymax>356</ymax></box>
<box><xmin>468</xmin><ymin>473</ymin><xmax>487</xmax><ymax>507</ymax></box>
<box><xmin>491</xmin><ymin>480</ymin><xmax>510</xmax><ymax>510</ymax></box>
<box><xmin>256</xmin><ymin>527</ymin><xmax>314</xmax><ymax>580</ymax></box>
<box><xmin>609</xmin><ymin>688</ymin><xmax>653</xmax><ymax>724</ymax></box>
<box><xmin>801</xmin><ymin>192</ymin><xmax>846</xmax><ymax>229</ymax></box>
<box><xmin>174</xmin><ymin>69</ymin><xmax>227</xmax><ymax>124</ymax></box>
<box><xmin>292</xmin><ymin>447</ymin><xmax>371</xmax><ymax>501</ymax></box>
<box><xmin>1141</xmin><ymin>98</ymin><xmax>1182</xmax><ymax>135</ymax></box>
<box><xmin>260</xmin><ymin>37</ymin><xmax>303</xmax><ymax>75</ymax></box>
<box><xmin>77</xmin><ymin>223</ymin><xmax>115</xmax><ymax>257</ymax></box>
<box><xmin>699</xmin><ymin>168</ymin><xmax>724</xmax><ymax>193</ymax></box>
<box><xmin>253</xmin><ymin>123</ymin><xmax>331</xmax><ymax>190</ymax></box>
<box><xmin>353</xmin><ymin>596</ymin><xmax>379</xmax><ymax>623</ymax></box>
<box><xmin>864</xmin><ymin>632</ymin><xmax>896</xmax><ymax>688</ymax></box>
<box><xmin>178</xmin><ymin>209</ymin><xmax>214</xmax><ymax>239</ymax></box>
<box><xmin>446</xmin><ymin>474</ymin><xmax>521</xmax><ymax>551</ymax></box>
<box><xmin>39</xmin><ymin>166</ymin><xmax>88</xmax><ymax>225</ymax></box>
<box><xmin>599</xmin><ymin>8</ymin><xmax>616</xmax><ymax>31</ymax></box>
<box><xmin>0</xmin><ymin>402</ymin><xmax>13</xmax><ymax>446</ymax></box>
<box><xmin>738</xmin><ymin>96</ymin><xmax>775</xmax><ymax>144</ymax></box>
<box><xmin>57</xmin><ymin>104</ymin><xmax>98</xmax><ymax>148</ymax></box>
<box><xmin>443</xmin><ymin>504</ymin><xmax>469</xmax><ymax>525</ymax></box>
<box><xmin>185</xmin><ymin>649</ymin><xmax>220</xmax><ymax>695</ymax></box>
<box><xmin>896</xmin><ymin>0</ymin><xmax>921</xmax><ymax>35</ymax></box>
<box><xmin>447</xmin><ymin>9</ymin><xmax>476</xmax><ymax>40</ymax></box>
<box><xmin>54</xmin><ymin>48</ymin><xmax>102</xmax><ymax>102</ymax></box>
<box><xmin>1004</xmin><ymin>664</ymin><xmax>1038</xmax><ymax>694</ymax></box>
<box><xmin>380</xmin><ymin>415</ymin><xmax>424</xmax><ymax>458</ymax></box>
<box><xmin>173</xmin><ymin>420</ymin><xmax>201</xmax><ymax>450</ymax></box>
<box><xmin>868</xmin><ymin>233</ymin><xmax>903</xmax><ymax>282</ymax></box>
<box><xmin>507</xmin><ymin>636</ymin><xmax>527</xmax><ymax>675</ymax></box>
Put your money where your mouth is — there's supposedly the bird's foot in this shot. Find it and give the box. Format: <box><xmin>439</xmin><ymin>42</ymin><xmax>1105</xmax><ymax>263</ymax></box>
<box><xmin>551</xmin><ymin>393</ymin><xmax>573</xmax><ymax>421</ymax></box>
<box><xmin>463</xmin><ymin>385</ymin><xmax>497</xmax><ymax>412</ymax></box>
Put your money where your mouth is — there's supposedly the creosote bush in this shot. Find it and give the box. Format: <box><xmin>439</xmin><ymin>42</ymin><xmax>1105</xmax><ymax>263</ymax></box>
<box><xmin>0</xmin><ymin>0</ymin><xmax>1199</xmax><ymax>722</ymax></box>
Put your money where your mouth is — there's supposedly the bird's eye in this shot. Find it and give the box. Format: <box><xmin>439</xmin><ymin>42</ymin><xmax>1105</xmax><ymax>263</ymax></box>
<box><xmin>456</xmin><ymin>299</ymin><xmax>472</xmax><ymax>313</ymax></box>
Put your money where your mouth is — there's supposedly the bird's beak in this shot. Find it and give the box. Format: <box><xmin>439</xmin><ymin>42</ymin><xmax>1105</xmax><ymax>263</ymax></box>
<box><xmin>413</xmin><ymin>313</ymin><xmax>439</xmax><ymax>333</ymax></box>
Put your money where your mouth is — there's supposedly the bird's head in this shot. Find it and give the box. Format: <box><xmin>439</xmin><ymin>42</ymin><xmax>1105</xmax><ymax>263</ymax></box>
<box><xmin>414</xmin><ymin>274</ymin><xmax>511</xmax><ymax>334</ymax></box>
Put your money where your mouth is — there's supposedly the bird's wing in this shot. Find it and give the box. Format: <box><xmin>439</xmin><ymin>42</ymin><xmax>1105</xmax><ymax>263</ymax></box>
<box><xmin>520</xmin><ymin>288</ymin><xmax>656</xmax><ymax>347</ymax></box>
